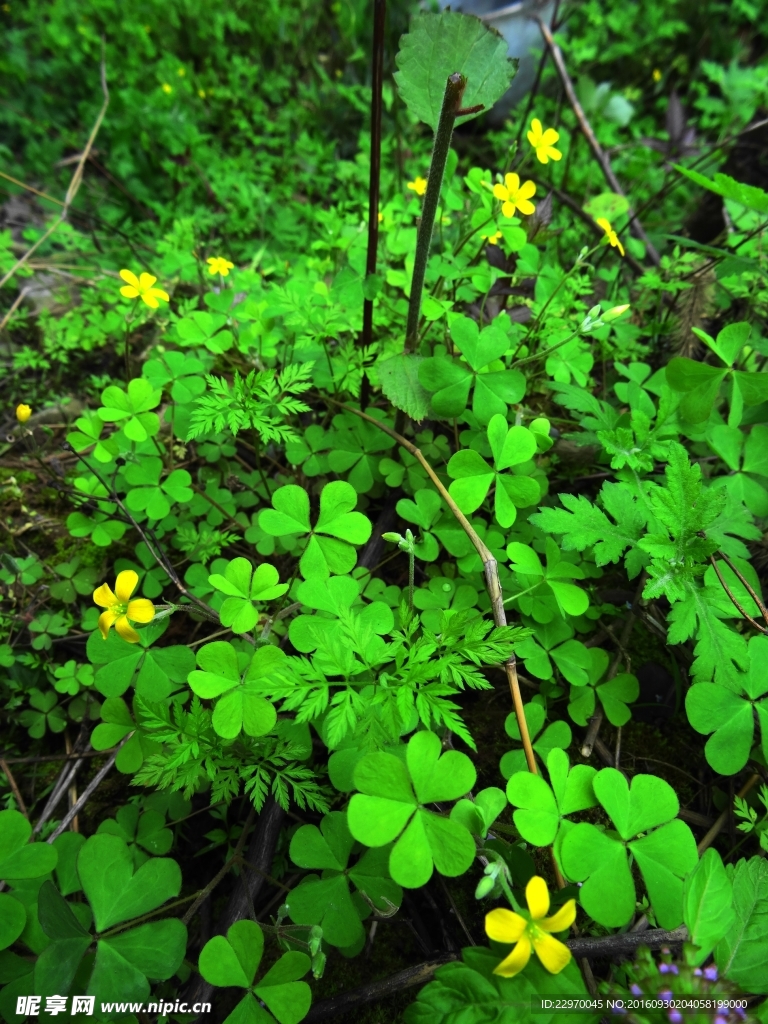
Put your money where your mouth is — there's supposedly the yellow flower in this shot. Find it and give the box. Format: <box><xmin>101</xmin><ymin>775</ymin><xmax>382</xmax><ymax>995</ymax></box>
<box><xmin>206</xmin><ymin>256</ymin><xmax>235</xmax><ymax>277</ymax></box>
<box><xmin>119</xmin><ymin>269</ymin><xmax>170</xmax><ymax>309</ymax></box>
<box><xmin>407</xmin><ymin>176</ymin><xmax>427</xmax><ymax>197</ymax></box>
<box><xmin>198</xmin><ymin>88</ymin><xmax>206</xmax><ymax>99</ymax></box>
<box><xmin>16</xmin><ymin>404</ymin><xmax>32</xmax><ymax>423</ymax></box>
<box><xmin>485</xmin><ymin>876</ymin><xmax>576</xmax><ymax>979</ymax></box>
<box><xmin>652</xmin><ymin>68</ymin><xmax>662</xmax><ymax>83</ymax></box>
<box><xmin>596</xmin><ymin>217</ymin><xmax>625</xmax><ymax>257</ymax></box>
<box><xmin>482</xmin><ymin>229</ymin><xmax>503</xmax><ymax>245</ymax></box>
<box><xmin>527</xmin><ymin>119</ymin><xmax>562</xmax><ymax>164</ymax></box>
<box><xmin>377</xmin><ymin>211</ymin><xmax>383</xmax><ymax>223</ymax></box>
<box><xmin>161</xmin><ymin>83</ymin><xmax>172</xmax><ymax>94</ymax></box>
<box><xmin>93</xmin><ymin>570</ymin><xmax>156</xmax><ymax>644</ymax></box>
<box><xmin>492</xmin><ymin>173</ymin><xmax>536</xmax><ymax>218</ymax></box>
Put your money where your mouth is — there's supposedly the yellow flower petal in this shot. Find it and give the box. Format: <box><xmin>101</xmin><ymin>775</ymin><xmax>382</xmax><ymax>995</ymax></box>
<box><xmin>616</xmin><ymin>239</ymin><xmax>625</xmax><ymax>257</ymax></box>
<box><xmin>517</xmin><ymin>197</ymin><xmax>536</xmax><ymax>216</ymax></box>
<box><xmin>493</xmin><ymin>935</ymin><xmax>532</xmax><ymax>978</ymax></box>
<box><xmin>98</xmin><ymin>608</ymin><xmax>119</xmax><ymax>640</ymax></box>
<box><xmin>485</xmin><ymin>908</ymin><xmax>526</xmax><ymax>944</ymax></box>
<box><xmin>492</xmin><ymin>183</ymin><xmax>508</xmax><ymax>202</ymax></box>
<box><xmin>504</xmin><ymin>172</ymin><xmax>521</xmax><ymax>193</ymax></box>
<box><xmin>526</xmin><ymin>876</ymin><xmax>550</xmax><ymax>920</ymax></box>
<box><xmin>541</xmin><ymin>899</ymin><xmax>577</xmax><ymax>933</ymax></box>
<box><xmin>535</xmin><ymin>148</ymin><xmax>550</xmax><ymax>164</ymax></box>
<box><xmin>519</xmin><ymin>180</ymin><xmax>537</xmax><ymax>200</ymax></box>
<box><xmin>138</xmin><ymin>273</ymin><xmax>158</xmax><ymax>290</ymax></box>
<box><xmin>119</xmin><ymin>269</ymin><xmax>140</xmax><ymax>288</ymax></box>
<box><xmin>120</xmin><ymin>285</ymin><xmax>140</xmax><ymax>299</ymax></box>
<box><xmin>596</xmin><ymin>217</ymin><xmax>612</xmax><ymax>234</ymax></box>
<box><xmin>16</xmin><ymin>404</ymin><xmax>32</xmax><ymax>423</ymax></box>
<box><xmin>541</xmin><ymin>128</ymin><xmax>560</xmax><ymax>147</ymax></box>
<box><xmin>501</xmin><ymin>200</ymin><xmax>516</xmax><ymax>219</ymax></box>
<box><xmin>142</xmin><ymin>294</ymin><xmax>159</xmax><ymax>309</ymax></box>
<box><xmin>115</xmin><ymin>570</ymin><xmax>139</xmax><ymax>604</ymax></box>
<box><xmin>547</xmin><ymin>147</ymin><xmax>563</xmax><ymax>162</ymax></box>
<box><xmin>127</xmin><ymin>598</ymin><xmax>156</xmax><ymax>624</ymax></box>
<box><xmin>93</xmin><ymin>582</ymin><xmax>118</xmax><ymax>609</ymax></box>
<box><xmin>114</xmin><ymin>615</ymin><xmax>140</xmax><ymax>644</ymax></box>
<box><xmin>532</xmin><ymin>932</ymin><xmax>572</xmax><ymax>974</ymax></box>
<box><xmin>153</xmin><ymin>288</ymin><xmax>170</xmax><ymax>301</ymax></box>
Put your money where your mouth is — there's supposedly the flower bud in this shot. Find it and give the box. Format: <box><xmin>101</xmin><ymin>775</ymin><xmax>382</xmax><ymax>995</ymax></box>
<box><xmin>16</xmin><ymin>404</ymin><xmax>32</xmax><ymax>423</ymax></box>
<box><xmin>602</xmin><ymin>303</ymin><xmax>630</xmax><ymax>322</ymax></box>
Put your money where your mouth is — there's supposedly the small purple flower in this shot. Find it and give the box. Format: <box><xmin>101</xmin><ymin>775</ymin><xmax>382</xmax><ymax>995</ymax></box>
<box><xmin>668</xmin><ymin>1011</ymin><xmax>682</xmax><ymax>1024</ymax></box>
<box><xmin>735</xmin><ymin>1007</ymin><xmax>746</xmax><ymax>1020</ymax></box>
<box><xmin>704</xmin><ymin>966</ymin><xmax>719</xmax><ymax>982</ymax></box>
<box><xmin>611</xmin><ymin>1006</ymin><xmax>627</xmax><ymax>1016</ymax></box>
<box><xmin>714</xmin><ymin>1016</ymin><xmax>727</xmax><ymax>1024</ymax></box>
<box><xmin>694</xmin><ymin>968</ymin><xmax>703</xmax><ymax>976</ymax></box>
<box><xmin>659</xmin><ymin>990</ymin><xmax>673</xmax><ymax>1004</ymax></box>
<box><xmin>630</xmin><ymin>984</ymin><xmax>643</xmax><ymax>996</ymax></box>
<box><xmin>659</xmin><ymin>963</ymin><xmax>679</xmax><ymax>975</ymax></box>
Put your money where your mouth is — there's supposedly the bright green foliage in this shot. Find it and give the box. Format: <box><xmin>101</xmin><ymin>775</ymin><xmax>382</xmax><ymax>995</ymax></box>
<box><xmin>560</xmin><ymin>769</ymin><xmax>698</xmax><ymax>929</ymax></box>
<box><xmin>288</xmin><ymin>575</ymin><xmax>393</xmax><ymax>653</ymax></box>
<box><xmin>419</xmin><ymin>317</ymin><xmax>525</xmax><ymax>423</ymax></box>
<box><xmin>450</xmin><ymin>788</ymin><xmax>507</xmax><ymax>839</ymax></box>
<box><xmin>122</xmin><ymin>457</ymin><xmax>193</xmax><ymax>521</ymax></box>
<box><xmin>447</xmin><ymin>415</ymin><xmax>540</xmax><ymax>528</ymax></box>
<box><xmin>506</xmin><ymin>539</ymin><xmax>589</xmax><ymax>618</ymax></box>
<box><xmin>683</xmin><ymin>849</ymin><xmax>735</xmax><ymax>966</ymax></box>
<box><xmin>99</xmin><ymin>379</ymin><xmax>162</xmax><ymax>443</ymax></box>
<box><xmin>506</xmin><ymin>749</ymin><xmax>597</xmax><ymax>852</ymax></box>
<box><xmin>686</xmin><ymin>634</ymin><xmax>768</xmax><ymax>775</ymax></box>
<box><xmin>18</xmin><ymin>688</ymin><xmax>67</xmax><ymax>736</ymax></box>
<box><xmin>394</xmin><ymin>11</ymin><xmax>517</xmax><ymax>130</ymax></box>
<box><xmin>49</xmin><ymin>559</ymin><xmax>99</xmax><ymax>604</ymax></box>
<box><xmin>327</xmin><ymin>411</ymin><xmax>396</xmax><ymax>494</ymax></box>
<box><xmin>87</xmin><ymin>619</ymin><xmax>194</xmax><ymax>701</ymax></box>
<box><xmin>286</xmin><ymin>812</ymin><xmax>402</xmax><ymax>951</ymax></box>
<box><xmin>0</xmin><ymin>810</ymin><xmax>58</xmax><ymax>882</ymax></box>
<box><xmin>97</xmin><ymin>803</ymin><xmax>174</xmax><ymax>867</ymax></box>
<box><xmin>188</xmin><ymin>641</ymin><xmax>282</xmax><ymax>739</ymax></box>
<box><xmin>499</xmin><ymin>700</ymin><xmax>571</xmax><ymax>778</ymax></box>
<box><xmin>208</xmin><ymin>558</ymin><xmax>289</xmax><ymax>634</ymax></box>
<box><xmin>347</xmin><ymin>730</ymin><xmax>477</xmax><ymax>888</ymax></box>
<box><xmin>395</xmin><ymin>490</ymin><xmax>444</xmax><ymax>562</ymax></box>
<box><xmin>715</xmin><ymin>856</ymin><xmax>768</xmax><ymax>993</ymax></box>
<box><xmin>199</xmin><ymin>920</ymin><xmax>312</xmax><ymax>1024</ymax></box>
<box><xmin>259</xmin><ymin>481</ymin><xmax>372</xmax><ymax>579</ymax></box>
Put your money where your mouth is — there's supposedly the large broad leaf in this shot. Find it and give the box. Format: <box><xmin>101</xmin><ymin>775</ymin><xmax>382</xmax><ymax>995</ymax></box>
<box><xmin>77</xmin><ymin>834</ymin><xmax>181</xmax><ymax>931</ymax></box>
<box><xmin>394</xmin><ymin>11</ymin><xmax>516</xmax><ymax>130</ymax></box>
<box><xmin>0</xmin><ymin>809</ymin><xmax>58</xmax><ymax>881</ymax></box>
<box><xmin>377</xmin><ymin>354</ymin><xmax>431</xmax><ymax>422</ymax></box>
<box><xmin>674</xmin><ymin>164</ymin><xmax>768</xmax><ymax>215</ymax></box>
<box><xmin>716</xmin><ymin>856</ymin><xmax>768</xmax><ymax>993</ymax></box>
<box><xmin>684</xmin><ymin>849</ymin><xmax>735</xmax><ymax>966</ymax></box>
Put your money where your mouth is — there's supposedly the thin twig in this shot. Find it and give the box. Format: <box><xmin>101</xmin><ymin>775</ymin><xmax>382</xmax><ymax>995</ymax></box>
<box><xmin>714</xmin><ymin>551</ymin><xmax>768</xmax><ymax>629</ymax></box>
<box><xmin>46</xmin><ymin>738</ymin><xmax>127</xmax><ymax>843</ymax></box>
<box><xmin>0</xmin><ymin>758</ymin><xmax>28</xmax><ymax>817</ymax></box>
<box><xmin>536</xmin><ymin>19</ymin><xmax>660</xmax><ymax>266</ymax></box>
<box><xmin>0</xmin><ymin>44</ymin><xmax>109</xmax><ymax>292</ymax></box>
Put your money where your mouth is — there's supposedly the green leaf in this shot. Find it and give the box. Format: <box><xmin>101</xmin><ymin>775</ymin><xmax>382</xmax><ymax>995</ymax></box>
<box><xmin>377</xmin><ymin>354</ymin><xmax>431</xmax><ymax>422</ymax></box>
<box><xmin>683</xmin><ymin>849</ymin><xmax>735</xmax><ymax>966</ymax></box>
<box><xmin>200</xmin><ymin>919</ymin><xmax>263</xmax><ymax>988</ymax></box>
<box><xmin>716</xmin><ymin>855</ymin><xmax>768</xmax><ymax>993</ymax></box>
<box><xmin>77</xmin><ymin>833</ymin><xmax>181</xmax><ymax>931</ymax></box>
<box><xmin>0</xmin><ymin>810</ymin><xmax>58</xmax><ymax>881</ymax></box>
<box><xmin>255</xmin><ymin>950</ymin><xmax>312</xmax><ymax>1024</ymax></box>
<box><xmin>674</xmin><ymin>164</ymin><xmax>768</xmax><ymax>215</ymax></box>
<box><xmin>0</xmin><ymin>895</ymin><xmax>25</xmax><ymax>950</ymax></box>
<box><xmin>560</xmin><ymin>823</ymin><xmax>635</xmax><ymax>928</ymax></box>
<box><xmin>394</xmin><ymin>11</ymin><xmax>516</xmax><ymax>130</ymax></box>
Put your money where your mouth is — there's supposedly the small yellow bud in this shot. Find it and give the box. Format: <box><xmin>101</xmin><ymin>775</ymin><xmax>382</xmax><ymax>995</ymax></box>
<box><xmin>161</xmin><ymin>83</ymin><xmax>172</xmax><ymax>94</ymax></box>
<box><xmin>16</xmin><ymin>404</ymin><xmax>32</xmax><ymax>423</ymax></box>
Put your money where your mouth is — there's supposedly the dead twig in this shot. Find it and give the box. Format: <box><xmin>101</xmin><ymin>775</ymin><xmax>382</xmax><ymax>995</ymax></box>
<box><xmin>46</xmin><ymin>738</ymin><xmax>127</xmax><ymax>843</ymax></box>
<box><xmin>536</xmin><ymin>19</ymin><xmax>660</xmax><ymax>266</ymax></box>
<box><xmin>0</xmin><ymin>758</ymin><xmax>28</xmax><ymax>817</ymax></box>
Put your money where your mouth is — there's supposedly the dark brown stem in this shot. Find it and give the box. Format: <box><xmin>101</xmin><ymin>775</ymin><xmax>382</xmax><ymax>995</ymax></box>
<box><xmin>181</xmin><ymin>808</ymin><xmax>256</xmax><ymax>926</ymax></box>
<box><xmin>713</xmin><ymin>551</ymin><xmax>768</xmax><ymax>628</ymax></box>
<box><xmin>46</xmin><ymin>738</ymin><xmax>128</xmax><ymax>843</ymax></box>
<box><xmin>537</xmin><ymin>18</ymin><xmax>660</xmax><ymax>266</ymax></box>
<box><xmin>0</xmin><ymin>758</ymin><xmax>27</xmax><ymax>817</ymax></box>
<box><xmin>361</xmin><ymin>0</ymin><xmax>386</xmax><ymax>355</ymax></box>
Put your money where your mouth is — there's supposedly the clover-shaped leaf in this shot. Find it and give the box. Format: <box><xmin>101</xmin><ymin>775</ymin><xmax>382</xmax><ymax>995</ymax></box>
<box><xmin>347</xmin><ymin>731</ymin><xmax>477</xmax><ymax>889</ymax></box>
<box><xmin>91</xmin><ymin>696</ymin><xmax>155</xmax><ymax>775</ymax></box>
<box><xmin>188</xmin><ymin>641</ymin><xmax>282</xmax><ymax>738</ymax></box>
<box><xmin>447</xmin><ymin>415</ymin><xmax>540</xmax><ymax>528</ymax></box>
<box><xmin>123</xmin><ymin>456</ymin><xmax>193</xmax><ymax>521</ymax></box>
<box><xmin>99</xmin><ymin>378</ymin><xmax>162</xmax><ymax>442</ymax></box>
<box><xmin>396</xmin><ymin>489</ymin><xmax>443</xmax><ymax>561</ymax></box>
<box><xmin>199</xmin><ymin>919</ymin><xmax>312</xmax><ymax>1024</ymax></box>
<box><xmin>560</xmin><ymin>769</ymin><xmax>698</xmax><ymax>929</ymax></box>
<box><xmin>686</xmin><ymin>633</ymin><xmax>768</xmax><ymax>775</ymax></box>
<box><xmin>327</xmin><ymin>412</ymin><xmax>395</xmax><ymax>494</ymax></box>
<box><xmin>143</xmin><ymin>350</ymin><xmax>208</xmax><ymax>404</ymax></box>
<box><xmin>208</xmin><ymin>558</ymin><xmax>289</xmax><ymax>634</ymax></box>
<box><xmin>0</xmin><ymin>809</ymin><xmax>58</xmax><ymax>882</ymax></box>
<box><xmin>506</xmin><ymin>539</ymin><xmax>589</xmax><ymax>619</ymax></box>
<box><xmin>87</xmin><ymin>619</ymin><xmax>194</xmax><ymax>702</ymax></box>
<box><xmin>419</xmin><ymin>317</ymin><xmax>525</xmax><ymax>424</ymax></box>
<box><xmin>259</xmin><ymin>481</ymin><xmax>372</xmax><ymax>579</ymax></box>
<box><xmin>288</xmin><ymin>576</ymin><xmax>393</xmax><ymax>653</ymax></box>
<box><xmin>505</xmin><ymin>749</ymin><xmax>597</xmax><ymax>850</ymax></box>
<box><xmin>286</xmin><ymin>811</ymin><xmax>402</xmax><ymax>950</ymax></box>
<box><xmin>449</xmin><ymin>787</ymin><xmax>507</xmax><ymax>839</ymax></box>
<box><xmin>499</xmin><ymin>700</ymin><xmax>572</xmax><ymax>779</ymax></box>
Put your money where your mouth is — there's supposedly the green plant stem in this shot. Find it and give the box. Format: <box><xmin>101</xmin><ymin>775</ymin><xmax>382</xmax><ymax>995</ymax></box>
<box><xmin>404</xmin><ymin>72</ymin><xmax>467</xmax><ymax>353</ymax></box>
<box><xmin>328</xmin><ymin>398</ymin><xmax>538</xmax><ymax>777</ymax></box>
<box><xmin>513</xmin><ymin>328</ymin><xmax>579</xmax><ymax>370</ymax></box>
